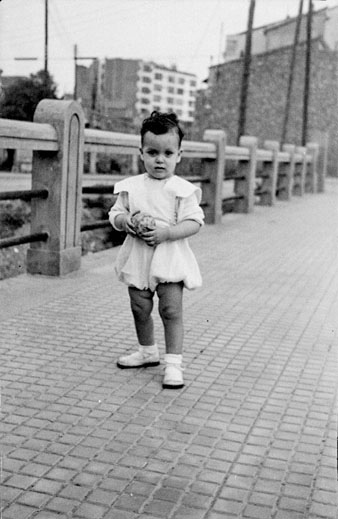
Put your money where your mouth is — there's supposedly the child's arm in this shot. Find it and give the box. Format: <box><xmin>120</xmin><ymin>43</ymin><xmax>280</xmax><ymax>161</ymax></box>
<box><xmin>108</xmin><ymin>192</ymin><xmax>136</xmax><ymax>235</ymax></box>
<box><xmin>114</xmin><ymin>213</ymin><xmax>136</xmax><ymax>235</ymax></box>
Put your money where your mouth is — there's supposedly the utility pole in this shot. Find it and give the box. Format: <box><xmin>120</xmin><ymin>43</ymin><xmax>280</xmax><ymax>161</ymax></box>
<box><xmin>237</xmin><ymin>0</ymin><xmax>256</xmax><ymax>144</ymax></box>
<box><xmin>44</xmin><ymin>0</ymin><xmax>49</xmax><ymax>83</ymax></box>
<box><xmin>302</xmin><ymin>0</ymin><xmax>313</xmax><ymax>145</ymax></box>
<box><xmin>281</xmin><ymin>0</ymin><xmax>303</xmax><ymax>145</ymax></box>
<box><xmin>74</xmin><ymin>44</ymin><xmax>78</xmax><ymax>100</ymax></box>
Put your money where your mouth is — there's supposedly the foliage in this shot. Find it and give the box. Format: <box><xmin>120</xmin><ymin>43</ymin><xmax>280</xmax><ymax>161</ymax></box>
<box><xmin>0</xmin><ymin>200</ymin><xmax>31</xmax><ymax>239</ymax></box>
<box><xmin>0</xmin><ymin>70</ymin><xmax>58</xmax><ymax>121</ymax></box>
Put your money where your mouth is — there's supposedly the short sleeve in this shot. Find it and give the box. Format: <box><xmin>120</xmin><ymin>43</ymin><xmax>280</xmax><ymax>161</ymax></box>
<box><xmin>108</xmin><ymin>191</ymin><xmax>129</xmax><ymax>230</ymax></box>
<box><xmin>177</xmin><ymin>192</ymin><xmax>204</xmax><ymax>226</ymax></box>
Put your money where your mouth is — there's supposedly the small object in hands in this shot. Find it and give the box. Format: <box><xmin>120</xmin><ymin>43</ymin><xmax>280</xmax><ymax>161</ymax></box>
<box><xmin>131</xmin><ymin>212</ymin><xmax>156</xmax><ymax>238</ymax></box>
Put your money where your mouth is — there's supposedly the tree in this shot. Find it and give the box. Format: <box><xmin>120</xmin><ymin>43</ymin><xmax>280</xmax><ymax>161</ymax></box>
<box><xmin>0</xmin><ymin>70</ymin><xmax>58</xmax><ymax>122</ymax></box>
<box><xmin>0</xmin><ymin>70</ymin><xmax>58</xmax><ymax>170</ymax></box>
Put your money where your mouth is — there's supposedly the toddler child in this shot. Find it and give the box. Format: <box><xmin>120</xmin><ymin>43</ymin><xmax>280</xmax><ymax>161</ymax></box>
<box><xmin>109</xmin><ymin>111</ymin><xmax>204</xmax><ymax>389</ymax></box>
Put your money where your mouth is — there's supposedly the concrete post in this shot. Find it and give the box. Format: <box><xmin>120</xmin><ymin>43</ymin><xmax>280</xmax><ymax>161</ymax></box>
<box><xmin>202</xmin><ymin>129</ymin><xmax>226</xmax><ymax>224</ymax></box>
<box><xmin>294</xmin><ymin>146</ymin><xmax>306</xmax><ymax>196</ymax></box>
<box><xmin>234</xmin><ymin>136</ymin><xmax>257</xmax><ymax>213</ymax></box>
<box><xmin>89</xmin><ymin>151</ymin><xmax>97</xmax><ymax>174</ymax></box>
<box><xmin>259</xmin><ymin>140</ymin><xmax>279</xmax><ymax>206</ymax></box>
<box><xmin>306</xmin><ymin>142</ymin><xmax>319</xmax><ymax>193</ymax></box>
<box><xmin>279</xmin><ymin>144</ymin><xmax>295</xmax><ymax>201</ymax></box>
<box><xmin>27</xmin><ymin>100</ymin><xmax>85</xmax><ymax>276</ymax></box>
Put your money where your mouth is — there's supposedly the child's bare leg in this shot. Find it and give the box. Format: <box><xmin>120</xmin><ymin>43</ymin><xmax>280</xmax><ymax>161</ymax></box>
<box><xmin>157</xmin><ymin>282</ymin><xmax>184</xmax><ymax>354</ymax></box>
<box><xmin>117</xmin><ymin>287</ymin><xmax>158</xmax><ymax>369</ymax></box>
<box><xmin>128</xmin><ymin>287</ymin><xmax>155</xmax><ymax>345</ymax></box>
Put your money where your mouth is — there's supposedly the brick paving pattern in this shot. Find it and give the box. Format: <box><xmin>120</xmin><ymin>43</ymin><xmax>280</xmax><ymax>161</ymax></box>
<box><xmin>0</xmin><ymin>180</ymin><xmax>337</xmax><ymax>518</ymax></box>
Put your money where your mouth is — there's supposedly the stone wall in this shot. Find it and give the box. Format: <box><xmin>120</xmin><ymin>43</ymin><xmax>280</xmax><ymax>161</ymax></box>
<box><xmin>193</xmin><ymin>40</ymin><xmax>338</xmax><ymax>176</ymax></box>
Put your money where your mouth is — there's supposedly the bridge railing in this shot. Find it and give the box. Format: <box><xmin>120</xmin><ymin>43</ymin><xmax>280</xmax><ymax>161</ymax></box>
<box><xmin>0</xmin><ymin>99</ymin><xmax>323</xmax><ymax>276</ymax></box>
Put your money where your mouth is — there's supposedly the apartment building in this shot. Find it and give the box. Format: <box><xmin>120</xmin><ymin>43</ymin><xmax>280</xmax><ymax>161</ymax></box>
<box><xmin>223</xmin><ymin>4</ymin><xmax>338</xmax><ymax>63</ymax></box>
<box><xmin>76</xmin><ymin>58</ymin><xmax>197</xmax><ymax>129</ymax></box>
<box><xmin>134</xmin><ymin>61</ymin><xmax>197</xmax><ymax>122</ymax></box>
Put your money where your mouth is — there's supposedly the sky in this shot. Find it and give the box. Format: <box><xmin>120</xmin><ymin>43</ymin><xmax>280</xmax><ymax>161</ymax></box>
<box><xmin>0</xmin><ymin>0</ymin><xmax>337</xmax><ymax>96</ymax></box>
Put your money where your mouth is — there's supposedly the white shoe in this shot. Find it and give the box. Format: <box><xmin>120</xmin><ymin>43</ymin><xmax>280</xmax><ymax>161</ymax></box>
<box><xmin>162</xmin><ymin>354</ymin><xmax>184</xmax><ymax>389</ymax></box>
<box><xmin>117</xmin><ymin>345</ymin><xmax>160</xmax><ymax>369</ymax></box>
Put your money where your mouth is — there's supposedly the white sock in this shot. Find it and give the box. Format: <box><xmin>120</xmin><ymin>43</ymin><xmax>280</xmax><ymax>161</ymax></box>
<box><xmin>139</xmin><ymin>343</ymin><xmax>158</xmax><ymax>354</ymax></box>
<box><xmin>164</xmin><ymin>353</ymin><xmax>182</xmax><ymax>365</ymax></box>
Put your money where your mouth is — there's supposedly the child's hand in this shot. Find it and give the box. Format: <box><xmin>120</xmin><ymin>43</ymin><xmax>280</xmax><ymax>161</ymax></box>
<box><xmin>123</xmin><ymin>214</ymin><xmax>136</xmax><ymax>235</ymax></box>
<box><xmin>142</xmin><ymin>227</ymin><xmax>169</xmax><ymax>247</ymax></box>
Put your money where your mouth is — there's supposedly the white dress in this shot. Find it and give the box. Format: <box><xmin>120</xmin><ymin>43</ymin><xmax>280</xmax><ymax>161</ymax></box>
<box><xmin>109</xmin><ymin>173</ymin><xmax>204</xmax><ymax>291</ymax></box>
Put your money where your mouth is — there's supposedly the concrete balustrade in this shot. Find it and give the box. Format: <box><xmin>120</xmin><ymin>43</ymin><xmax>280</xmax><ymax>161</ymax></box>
<box><xmin>234</xmin><ymin>136</ymin><xmax>258</xmax><ymax>213</ymax></box>
<box><xmin>202</xmin><ymin>130</ymin><xmax>226</xmax><ymax>224</ymax></box>
<box><xmin>306</xmin><ymin>142</ymin><xmax>319</xmax><ymax>193</ymax></box>
<box><xmin>258</xmin><ymin>140</ymin><xmax>279</xmax><ymax>206</ymax></box>
<box><xmin>0</xmin><ymin>99</ymin><xmax>324</xmax><ymax>276</ymax></box>
<box><xmin>26</xmin><ymin>100</ymin><xmax>85</xmax><ymax>276</ymax></box>
<box><xmin>278</xmin><ymin>144</ymin><xmax>296</xmax><ymax>201</ymax></box>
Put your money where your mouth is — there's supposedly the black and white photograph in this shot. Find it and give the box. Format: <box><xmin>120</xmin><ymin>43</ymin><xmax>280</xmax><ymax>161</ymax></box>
<box><xmin>0</xmin><ymin>1</ymin><xmax>337</xmax><ymax>518</ymax></box>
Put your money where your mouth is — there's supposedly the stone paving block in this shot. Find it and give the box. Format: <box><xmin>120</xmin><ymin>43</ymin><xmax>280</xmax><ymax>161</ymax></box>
<box><xmin>17</xmin><ymin>490</ymin><xmax>50</xmax><ymax>508</ymax></box>
<box><xmin>212</xmin><ymin>497</ymin><xmax>244</xmax><ymax>515</ymax></box>
<box><xmin>171</xmin><ymin>505</ymin><xmax>207</xmax><ymax>519</ymax></box>
<box><xmin>74</xmin><ymin>502</ymin><xmax>108</xmax><ymax>519</ymax></box>
<box><xmin>2</xmin><ymin>503</ymin><xmax>37</xmax><ymax>519</ymax></box>
<box><xmin>113</xmin><ymin>494</ymin><xmax>146</xmax><ymax>513</ymax></box>
<box><xmin>45</xmin><ymin>496</ymin><xmax>79</xmax><ymax>514</ymax></box>
<box><xmin>243</xmin><ymin>503</ymin><xmax>274</xmax><ymax>518</ymax></box>
<box><xmin>102</xmin><ymin>511</ymin><xmax>137</xmax><ymax>519</ymax></box>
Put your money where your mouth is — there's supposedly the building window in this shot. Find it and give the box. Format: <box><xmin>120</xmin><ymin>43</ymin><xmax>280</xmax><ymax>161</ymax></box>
<box><xmin>154</xmin><ymin>84</ymin><xmax>162</xmax><ymax>91</ymax></box>
<box><xmin>154</xmin><ymin>73</ymin><xmax>162</xmax><ymax>80</ymax></box>
<box><xmin>168</xmin><ymin>86</ymin><xmax>174</xmax><ymax>93</ymax></box>
<box><xmin>188</xmin><ymin>101</ymin><xmax>195</xmax><ymax>107</ymax></box>
<box><xmin>178</xmin><ymin>78</ymin><xmax>185</xmax><ymax>85</ymax></box>
<box><xmin>153</xmin><ymin>105</ymin><xmax>160</xmax><ymax>111</ymax></box>
<box><xmin>142</xmin><ymin>76</ymin><xmax>151</xmax><ymax>83</ymax></box>
<box><xmin>190</xmin><ymin>80</ymin><xmax>196</xmax><ymax>87</ymax></box>
<box><xmin>188</xmin><ymin>111</ymin><xmax>194</xmax><ymax>117</ymax></box>
<box><xmin>167</xmin><ymin>97</ymin><xmax>174</xmax><ymax>104</ymax></box>
<box><xmin>141</xmin><ymin>98</ymin><xmax>150</xmax><ymax>104</ymax></box>
<box><xmin>176</xmin><ymin>109</ymin><xmax>183</xmax><ymax>116</ymax></box>
<box><xmin>176</xmin><ymin>99</ymin><xmax>183</xmax><ymax>106</ymax></box>
<box><xmin>177</xmin><ymin>88</ymin><xmax>184</xmax><ymax>95</ymax></box>
<box><xmin>154</xmin><ymin>95</ymin><xmax>161</xmax><ymax>102</ymax></box>
<box><xmin>189</xmin><ymin>90</ymin><xmax>195</xmax><ymax>97</ymax></box>
<box><xmin>141</xmin><ymin>87</ymin><xmax>151</xmax><ymax>94</ymax></box>
<box><xmin>168</xmin><ymin>76</ymin><xmax>175</xmax><ymax>83</ymax></box>
<box><xmin>143</xmin><ymin>64</ymin><xmax>152</xmax><ymax>72</ymax></box>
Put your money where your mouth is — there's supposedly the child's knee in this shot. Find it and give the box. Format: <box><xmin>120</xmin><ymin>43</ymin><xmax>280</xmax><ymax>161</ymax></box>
<box><xmin>129</xmin><ymin>289</ymin><xmax>153</xmax><ymax>321</ymax></box>
<box><xmin>159</xmin><ymin>301</ymin><xmax>182</xmax><ymax>322</ymax></box>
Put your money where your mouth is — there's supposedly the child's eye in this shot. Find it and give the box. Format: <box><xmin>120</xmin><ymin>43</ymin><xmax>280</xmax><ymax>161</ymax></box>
<box><xmin>165</xmin><ymin>151</ymin><xmax>174</xmax><ymax>156</ymax></box>
<box><xmin>147</xmin><ymin>150</ymin><xmax>157</xmax><ymax>156</ymax></box>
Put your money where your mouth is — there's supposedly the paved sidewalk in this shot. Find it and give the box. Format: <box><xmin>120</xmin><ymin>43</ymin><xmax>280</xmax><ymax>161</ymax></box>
<box><xmin>1</xmin><ymin>181</ymin><xmax>337</xmax><ymax>519</ymax></box>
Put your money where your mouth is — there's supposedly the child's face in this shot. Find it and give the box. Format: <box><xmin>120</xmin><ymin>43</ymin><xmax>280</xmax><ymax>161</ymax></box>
<box><xmin>140</xmin><ymin>130</ymin><xmax>181</xmax><ymax>180</ymax></box>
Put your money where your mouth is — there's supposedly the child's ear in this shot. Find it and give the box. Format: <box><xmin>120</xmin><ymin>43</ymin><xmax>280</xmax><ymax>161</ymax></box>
<box><xmin>139</xmin><ymin>148</ymin><xmax>144</xmax><ymax>162</ymax></box>
<box><xmin>176</xmin><ymin>149</ymin><xmax>182</xmax><ymax>164</ymax></box>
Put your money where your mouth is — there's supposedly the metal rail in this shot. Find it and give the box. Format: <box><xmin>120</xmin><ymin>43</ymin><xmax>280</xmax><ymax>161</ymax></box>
<box><xmin>0</xmin><ymin>232</ymin><xmax>49</xmax><ymax>249</ymax></box>
<box><xmin>0</xmin><ymin>189</ymin><xmax>49</xmax><ymax>201</ymax></box>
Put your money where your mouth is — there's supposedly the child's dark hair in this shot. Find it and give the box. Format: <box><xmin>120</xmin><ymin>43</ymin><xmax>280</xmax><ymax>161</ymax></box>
<box><xmin>141</xmin><ymin>111</ymin><xmax>184</xmax><ymax>146</ymax></box>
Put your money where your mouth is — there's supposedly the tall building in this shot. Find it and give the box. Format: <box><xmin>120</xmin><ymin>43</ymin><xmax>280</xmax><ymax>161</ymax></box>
<box><xmin>223</xmin><ymin>5</ymin><xmax>338</xmax><ymax>63</ymax></box>
<box><xmin>193</xmin><ymin>4</ymin><xmax>338</xmax><ymax>175</ymax></box>
<box><xmin>76</xmin><ymin>58</ymin><xmax>198</xmax><ymax>130</ymax></box>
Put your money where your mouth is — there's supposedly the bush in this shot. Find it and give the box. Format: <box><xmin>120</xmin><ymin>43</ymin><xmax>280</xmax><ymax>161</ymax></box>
<box><xmin>0</xmin><ymin>200</ymin><xmax>31</xmax><ymax>238</ymax></box>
